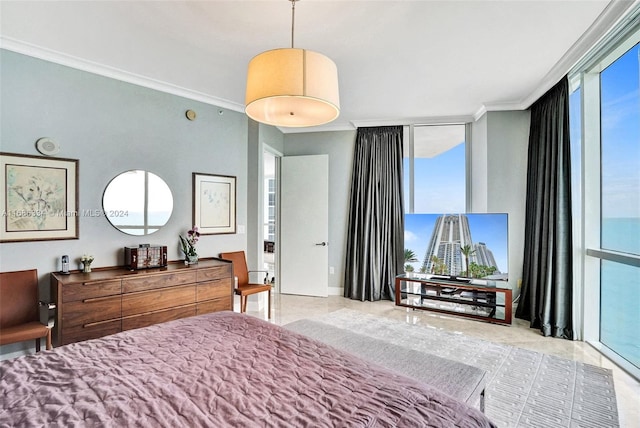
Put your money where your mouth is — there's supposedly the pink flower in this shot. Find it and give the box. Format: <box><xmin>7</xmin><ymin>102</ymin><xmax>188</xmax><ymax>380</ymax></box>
<box><xmin>187</xmin><ymin>226</ymin><xmax>200</xmax><ymax>243</ymax></box>
<box><xmin>180</xmin><ymin>226</ymin><xmax>200</xmax><ymax>257</ymax></box>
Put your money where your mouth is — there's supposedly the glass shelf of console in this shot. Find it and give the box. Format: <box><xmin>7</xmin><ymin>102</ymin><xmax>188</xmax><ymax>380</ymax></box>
<box><xmin>395</xmin><ymin>274</ymin><xmax>512</xmax><ymax>325</ymax></box>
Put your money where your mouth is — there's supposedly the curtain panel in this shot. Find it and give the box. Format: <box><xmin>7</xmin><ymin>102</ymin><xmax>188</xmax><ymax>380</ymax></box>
<box><xmin>516</xmin><ymin>77</ymin><xmax>574</xmax><ymax>339</ymax></box>
<box><xmin>344</xmin><ymin>126</ymin><xmax>404</xmax><ymax>301</ymax></box>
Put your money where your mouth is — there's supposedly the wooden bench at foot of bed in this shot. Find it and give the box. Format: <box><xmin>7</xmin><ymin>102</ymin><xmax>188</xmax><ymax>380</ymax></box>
<box><xmin>284</xmin><ymin>319</ymin><xmax>487</xmax><ymax>412</ymax></box>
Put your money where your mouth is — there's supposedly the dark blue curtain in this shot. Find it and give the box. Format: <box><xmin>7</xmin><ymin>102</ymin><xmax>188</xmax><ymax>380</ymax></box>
<box><xmin>344</xmin><ymin>126</ymin><xmax>404</xmax><ymax>301</ymax></box>
<box><xmin>516</xmin><ymin>77</ymin><xmax>574</xmax><ymax>339</ymax></box>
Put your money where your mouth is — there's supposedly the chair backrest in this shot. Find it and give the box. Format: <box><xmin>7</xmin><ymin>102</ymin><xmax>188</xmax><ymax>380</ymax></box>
<box><xmin>0</xmin><ymin>269</ymin><xmax>39</xmax><ymax>328</ymax></box>
<box><xmin>219</xmin><ymin>252</ymin><xmax>249</xmax><ymax>287</ymax></box>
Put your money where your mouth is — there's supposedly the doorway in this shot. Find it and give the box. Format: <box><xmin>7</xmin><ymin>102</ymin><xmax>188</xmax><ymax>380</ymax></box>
<box><xmin>263</xmin><ymin>150</ymin><xmax>278</xmax><ymax>292</ymax></box>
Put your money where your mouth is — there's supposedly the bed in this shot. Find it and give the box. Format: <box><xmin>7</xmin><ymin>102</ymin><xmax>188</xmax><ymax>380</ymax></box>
<box><xmin>1</xmin><ymin>311</ymin><xmax>495</xmax><ymax>427</ymax></box>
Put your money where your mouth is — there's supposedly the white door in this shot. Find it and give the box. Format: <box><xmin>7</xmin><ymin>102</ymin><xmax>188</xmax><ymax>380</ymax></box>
<box><xmin>280</xmin><ymin>155</ymin><xmax>328</xmax><ymax>297</ymax></box>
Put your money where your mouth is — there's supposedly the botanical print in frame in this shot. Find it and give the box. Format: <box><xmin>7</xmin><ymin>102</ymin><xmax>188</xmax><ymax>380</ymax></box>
<box><xmin>1</xmin><ymin>153</ymin><xmax>79</xmax><ymax>242</ymax></box>
<box><xmin>193</xmin><ymin>173</ymin><xmax>236</xmax><ymax>235</ymax></box>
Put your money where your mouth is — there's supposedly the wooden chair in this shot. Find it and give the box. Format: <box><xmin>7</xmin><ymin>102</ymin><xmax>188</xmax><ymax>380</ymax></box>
<box><xmin>0</xmin><ymin>269</ymin><xmax>52</xmax><ymax>352</ymax></box>
<box><xmin>220</xmin><ymin>251</ymin><xmax>272</xmax><ymax>319</ymax></box>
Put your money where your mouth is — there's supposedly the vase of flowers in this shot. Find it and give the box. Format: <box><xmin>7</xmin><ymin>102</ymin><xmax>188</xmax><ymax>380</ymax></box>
<box><xmin>81</xmin><ymin>254</ymin><xmax>94</xmax><ymax>273</ymax></box>
<box><xmin>179</xmin><ymin>226</ymin><xmax>200</xmax><ymax>265</ymax></box>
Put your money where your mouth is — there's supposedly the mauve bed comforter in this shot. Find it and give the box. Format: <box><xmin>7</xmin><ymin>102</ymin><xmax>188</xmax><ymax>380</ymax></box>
<box><xmin>1</xmin><ymin>311</ymin><xmax>495</xmax><ymax>427</ymax></box>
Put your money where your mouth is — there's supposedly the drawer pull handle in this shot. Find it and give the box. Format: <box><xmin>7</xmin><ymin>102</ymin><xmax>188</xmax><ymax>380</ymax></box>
<box><xmin>82</xmin><ymin>281</ymin><xmax>120</xmax><ymax>286</ymax></box>
<box><xmin>84</xmin><ymin>319</ymin><xmax>119</xmax><ymax>328</ymax></box>
<box><xmin>83</xmin><ymin>295</ymin><xmax>118</xmax><ymax>303</ymax></box>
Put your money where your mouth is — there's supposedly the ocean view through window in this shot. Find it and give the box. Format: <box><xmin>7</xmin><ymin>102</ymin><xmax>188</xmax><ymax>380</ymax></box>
<box><xmin>598</xmin><ymin>41</ymin><xmax>640</xmax><ymax>371</ymax></box>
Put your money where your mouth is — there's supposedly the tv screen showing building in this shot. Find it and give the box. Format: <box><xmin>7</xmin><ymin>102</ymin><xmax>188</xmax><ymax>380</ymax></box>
<box><xmin>404</xmin><ymin>213</ymin><xmax>508</xmax><ymax>281</ymax></box>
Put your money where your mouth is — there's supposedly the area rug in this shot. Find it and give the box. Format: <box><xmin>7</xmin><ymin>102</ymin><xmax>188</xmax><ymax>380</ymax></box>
<box><xmin>286</xmin><ymin>308</ymin><xmax>618</xmax><ymax>428</ymax></box>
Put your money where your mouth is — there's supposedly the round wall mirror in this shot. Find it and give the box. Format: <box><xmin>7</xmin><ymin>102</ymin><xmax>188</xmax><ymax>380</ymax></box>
<box><xmin>103</xmin><ymin>170</ymin><xmax>173</xmax><ymax>235</ymax></box>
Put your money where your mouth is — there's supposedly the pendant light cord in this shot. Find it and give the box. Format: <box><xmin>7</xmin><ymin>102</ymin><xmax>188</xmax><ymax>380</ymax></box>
<box><xmin>290</xmin><ymin>0</ymin><xmax>296</xmax><ymax>48</ymax></box>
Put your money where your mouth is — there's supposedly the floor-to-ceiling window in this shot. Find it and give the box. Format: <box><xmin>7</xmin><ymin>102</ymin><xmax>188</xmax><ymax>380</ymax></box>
<box><xmin>570</xmin><ymin>12</ymin><xmax>639</xmax><ymax>379</ymax></box>
<box><xmin>403</xmin><ymin>124</ymin><xmax>466</xmax><ymax>213</ymax></box>
<box><xmin>598</xmin><ymin>42</ymin><xmax>640</xmax><ymax>371</ymax></box>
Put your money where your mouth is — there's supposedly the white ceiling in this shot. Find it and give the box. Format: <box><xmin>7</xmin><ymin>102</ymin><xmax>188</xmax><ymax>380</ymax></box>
<box><xmin>0</xmin><ymin>1</ymin><xmax>635</xmax><ymax>133</ymax></box>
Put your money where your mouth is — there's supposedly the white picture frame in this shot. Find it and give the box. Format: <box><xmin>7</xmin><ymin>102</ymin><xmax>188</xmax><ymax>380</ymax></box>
<box><xmin>192</xmin><ymin>172</ymin><xmax>236</xmax><ymax>235</ymax></box>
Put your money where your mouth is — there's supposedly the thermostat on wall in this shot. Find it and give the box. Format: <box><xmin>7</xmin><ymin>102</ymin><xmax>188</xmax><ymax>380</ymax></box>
<box><xmin>35</xmin><ymin>137</ymin><xmax>60</xmax><ymax>156</ymax></box>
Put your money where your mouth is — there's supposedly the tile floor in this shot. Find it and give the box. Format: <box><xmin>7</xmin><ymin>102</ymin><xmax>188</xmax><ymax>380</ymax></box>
<box><xmin>237</xmin><ymin>293</ymin><xmax>640</xmax><ymax>428</ymax></box>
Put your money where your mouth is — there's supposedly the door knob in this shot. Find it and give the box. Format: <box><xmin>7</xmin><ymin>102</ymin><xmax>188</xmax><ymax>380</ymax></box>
<box><xmin>315</xmin><ymin>242</ymin><xmax>327</xmax><ymax>246</ymax></box>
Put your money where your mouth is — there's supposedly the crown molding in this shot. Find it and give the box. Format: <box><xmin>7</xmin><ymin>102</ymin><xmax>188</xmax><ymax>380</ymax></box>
<box><xmin>473</xmin><ymin>101</ymin><xmax>525</xmax><ymax>121</ymax></box>
<box><xmin>0</xmin><ymin>36</ymin><xmax>246</xmax><ymax>113</ymax></box>
<box><xmin>473</xmin><ymin>105</ymin><xmax>488</xmax><ymax>122</ymax></box>
<box><xmin>282</xmin><ymin>115</ymin><xmax>475</xmax><ymax>134</ymax></box>
<box><xmin>350</xmin><ymin>115</ymin><xmax>473</xmax><ymax>129</ymax></box>
<box><xmin>473</xmin><ymin>0</ymin><xmax>636</xmax><ymax>121</ymax></box>
<box><xmin>519</xmin><ymin>0</ymin><xmax>636</xmax><ymax>110</ymax></box>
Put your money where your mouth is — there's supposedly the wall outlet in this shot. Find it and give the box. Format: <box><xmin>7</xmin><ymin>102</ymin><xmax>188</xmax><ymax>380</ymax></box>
<box><xmin>329</xmin><ymin>266</ymin><xmax>335</xmax><ymax>275</ymax></box>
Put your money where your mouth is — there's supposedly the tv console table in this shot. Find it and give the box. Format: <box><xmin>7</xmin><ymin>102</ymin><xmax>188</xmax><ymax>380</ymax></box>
<box><xmin>395</xmin><ymin>275</ymin><xmax>512</xmax><ymax>325</ymax></box>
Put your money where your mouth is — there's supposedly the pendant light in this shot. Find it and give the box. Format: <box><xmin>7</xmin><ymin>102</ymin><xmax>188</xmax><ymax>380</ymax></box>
<box><xmin>245</xmin><ymin>0</ymin><xmax>340</xmax><ymax>128</ymax></box>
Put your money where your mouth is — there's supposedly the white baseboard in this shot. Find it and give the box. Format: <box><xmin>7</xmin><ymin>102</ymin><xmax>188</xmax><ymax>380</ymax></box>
<box><xmin>328</xmin><ymin>286</ymin><xmax>343</xmax><ymax>296</ymax></box>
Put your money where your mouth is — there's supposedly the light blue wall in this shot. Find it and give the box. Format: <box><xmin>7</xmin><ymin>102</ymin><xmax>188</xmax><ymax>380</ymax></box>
<box><xmin>472</xmin><ymin>110</ymin><xmax>530</xmax><ymax>298</ymax></box>
<box><xmin>260</xmin><ymin>124</ymin><xmax>285</xmax><ymax>155</ymax></box>
<box><xmin>470</xmin><ymin>113</ymin><xmax>489</xmax><ymax>212</ymax></box>
<box><xmin>0</xmin><ymin>50</ymin><xmax>250</xmax><ymax>355</ymax></box>
<box><xmin>487</xmin><ymin>111</ymin><xmax>530</xmax><ymax>299</ymax></box>
<box><xmin>245</xmin><ymin>121</ymin><xmax>284</xmax><ymax>280</ymax></box>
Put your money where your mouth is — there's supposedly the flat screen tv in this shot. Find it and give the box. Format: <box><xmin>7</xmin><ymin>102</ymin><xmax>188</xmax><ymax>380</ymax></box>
<box><xmin>404</xmin><ymin>213</ymin><xmax>508</xmax><ymax>282</ymax></box>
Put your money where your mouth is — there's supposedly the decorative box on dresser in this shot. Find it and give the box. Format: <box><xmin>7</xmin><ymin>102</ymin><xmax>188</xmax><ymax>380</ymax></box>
<box><xmin>50</xmin><ymin>258</ymin><xmax>233</xmax><ymax>346</ymax></box>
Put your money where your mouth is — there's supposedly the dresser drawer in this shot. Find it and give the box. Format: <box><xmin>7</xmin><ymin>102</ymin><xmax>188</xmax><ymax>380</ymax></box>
<box><xmin>121</xmin><ymin>285</ymin><xmax>196</xmax><ymax>317</ymax></box>
<box><xmin>196</xmin><ymin>265</ymin><xmax>232</xmax><ymax>282</ymax></box>
<box><xmin>197</xmin><ymin>278</ymin><xmax>232</xmax><ymax>302</ymax></box>
<box><xmin>122</xmin><ymin>304</ymin><xmax>196</xmax><ymax>331</ymax></box>
<box><xmin>62</xmin><ymin>319</ymin><xmax>122</xmax><ymax>345</ymax></box>
<box><xmin>62</xmin><ymin>279</ymin><xmax>122</xmax><ymax>303</ymax></box>
<box><xmin>63</xmin><ymin>296</ymin><xmax>122</xmax><ymax>327</ymax></box>
<box><xmin>122</xmin><ymin>271</ymin><xmax>197</xmax><ymax>293</ymax></box>
<box><xmin>197</xmin><ymin>297</ymin><xmax>232</xmax><ymax>314</ymax></box>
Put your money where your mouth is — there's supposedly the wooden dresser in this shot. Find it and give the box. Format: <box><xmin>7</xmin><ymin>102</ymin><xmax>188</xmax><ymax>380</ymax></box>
<box><xmin>50</xmin><ymin>258</ymin><xmax>233</xmax><ymax>346</ymax></box>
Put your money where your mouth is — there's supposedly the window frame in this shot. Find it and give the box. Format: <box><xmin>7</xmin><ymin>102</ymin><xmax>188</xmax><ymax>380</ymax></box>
<box><xmin>569</xmin><ymin>10</ymin><xmax>640</xmax><ymax>379</ymax></box>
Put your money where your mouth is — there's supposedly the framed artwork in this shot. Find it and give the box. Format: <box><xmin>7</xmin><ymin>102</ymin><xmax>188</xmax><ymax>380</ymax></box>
<box><xmin>1</xmin><ymin>152</ymin><xmax>79</xmax><ymax>242</ymax></box>
<box><xmin>193</xmin><ymin>172</ymin><xmax>236</xmax><ymax>235</ymax></box>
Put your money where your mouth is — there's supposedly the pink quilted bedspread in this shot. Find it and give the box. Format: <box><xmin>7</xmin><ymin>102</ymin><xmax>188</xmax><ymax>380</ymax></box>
<box><xmin>1</xmin><ymin>311</ymin><xmax>495</xmax><ymax>427</ymax></box>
